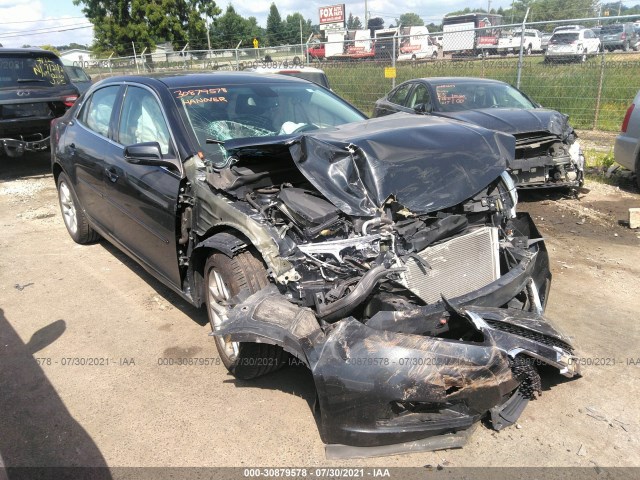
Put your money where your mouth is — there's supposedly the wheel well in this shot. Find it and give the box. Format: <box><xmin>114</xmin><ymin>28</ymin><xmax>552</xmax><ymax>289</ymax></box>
<box><xmin>190</xmin><ymin>229</ymin><xmax>260</xmax><ymax>306</ymax></box>
<box><xmin>52</xmin><ymin>162</ymin><xmax>64</xmax><ymax>185</ymax></box>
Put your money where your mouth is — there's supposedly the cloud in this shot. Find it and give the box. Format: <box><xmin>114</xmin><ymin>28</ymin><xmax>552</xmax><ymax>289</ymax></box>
<box><xmin>0</xmin><ymin>1</ymin><xmax>93</xmax><ymax>48</ymax></box>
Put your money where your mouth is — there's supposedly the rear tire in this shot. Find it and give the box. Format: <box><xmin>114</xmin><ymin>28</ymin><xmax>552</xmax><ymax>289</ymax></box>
<box><xmin>580</xmin><ymin>49</ymin><xmax>587</xmax><ymax>63</ymax></box>
<box><xmin>204</xmin><ymin>249</ymin><xmax>288</xmax><ymax>379</ymax></box>
<box><xmin>56</xmin><ymin>172</ymin><xmax>100</xmax><ymax>244</ymax></box>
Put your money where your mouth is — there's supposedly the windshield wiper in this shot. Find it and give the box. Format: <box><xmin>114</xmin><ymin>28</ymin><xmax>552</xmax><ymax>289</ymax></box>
<box><xmin>17</xmin><ymin>78</ymin><xmax>46</xmax><ymax>83</ymax></box>
<box><xmin>206</xmin><ymin>138</ymin><xmax>225</xmax><ymax>145</ymax></box>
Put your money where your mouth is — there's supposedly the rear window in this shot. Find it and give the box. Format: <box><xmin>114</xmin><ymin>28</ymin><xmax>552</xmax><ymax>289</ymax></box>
<box><xmin>65</xmin><ymin>66</ymin><xmax>90</xmax><ymax>83</ymax></box>
<box><xmin>601</xmin><ymin>25</ymin><xmax>623</xmax><ymax>34</ymax></box>
<box><xmin>551</xmin><ymin>33</ymin><xmax>579</xmax><ymax>43</ymax></box>
<box><xmin>0</xmin><ymin>54</ymin><xmax>70</xmax><ymax>88</ymax></box>
<box><xmin>278</xmin><ymin>71</ymin><xmax>329</xmax><ymax>89</ymax></box>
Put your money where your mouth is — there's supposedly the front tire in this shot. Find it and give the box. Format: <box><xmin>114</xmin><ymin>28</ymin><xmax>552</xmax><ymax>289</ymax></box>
<box><xmin>56</xmin><ymin>172</ymin><xmax>100</xmax><ymax>244</ymax></box>
<box><xmin>204</xmin><ymin>249</ymin><xmax>288</xmax><ymax>379</ymax></box>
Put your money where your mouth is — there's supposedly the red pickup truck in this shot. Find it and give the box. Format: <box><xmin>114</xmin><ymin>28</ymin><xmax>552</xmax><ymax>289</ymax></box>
<box><xmin>307</xmin><ymin>43</ymin><xmax>325</xmax><ymax>60</ymax></box>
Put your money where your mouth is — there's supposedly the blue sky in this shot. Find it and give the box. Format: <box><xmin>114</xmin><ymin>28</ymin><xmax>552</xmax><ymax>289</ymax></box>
<box><xmin>0</xmin><ymin>0</ymin><xmax>605</xmax><ymax>48</ymax></box>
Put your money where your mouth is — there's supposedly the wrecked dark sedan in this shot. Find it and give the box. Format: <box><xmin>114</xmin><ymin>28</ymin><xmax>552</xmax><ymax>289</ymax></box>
<box><xmin>52</xmin><ymin>73</ymin><xmax>579</xmax><ymax>456</ymax></box>
<box><xmin>373</xmin><ymin>77</ymin><xmax>585</xmax><ymax>189</ymax></box>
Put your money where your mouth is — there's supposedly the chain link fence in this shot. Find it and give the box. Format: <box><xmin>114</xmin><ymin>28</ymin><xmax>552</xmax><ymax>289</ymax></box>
<box><xmin>79</xmin><ymin>15</ymin><xmax>640</xmax><ymax>131</ymax></box>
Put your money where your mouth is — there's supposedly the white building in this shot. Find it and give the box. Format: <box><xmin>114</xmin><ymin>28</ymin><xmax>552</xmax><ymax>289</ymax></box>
<box><xmin>59</xmin><ymin>49</ymin><xmax>94</xmax><ymax>67</ymax></box>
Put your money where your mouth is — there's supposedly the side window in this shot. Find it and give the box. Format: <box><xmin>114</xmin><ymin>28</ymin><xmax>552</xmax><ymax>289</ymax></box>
<box><xmin>117</xmin><ymin>86</ymin><xmax>172</xmax><ymax>155</ymax></box>
<box><xmin>388</xmin><ymin>83</ymin><xmax>413</xmax><ymax>106</ymax></box>
<box><xmin>79</xmin><ymin>86</ymin><xmax>119</xmax><ymax>137</ymax></box>
<box><xmin>407</xmin><ymin>84</ymin><xmax>431</xmax><ymax>110</ymax></box>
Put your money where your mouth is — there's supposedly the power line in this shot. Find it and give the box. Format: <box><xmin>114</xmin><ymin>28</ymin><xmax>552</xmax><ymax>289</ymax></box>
<box><xmin>0</xmin><ymin>16</ymin><xmax>87</xmax><ymax>25</ymax></box>
<box><xmin>0</xmin><ymin>24</ymin><xmax>93</xmax><ymax>39</ymax></box>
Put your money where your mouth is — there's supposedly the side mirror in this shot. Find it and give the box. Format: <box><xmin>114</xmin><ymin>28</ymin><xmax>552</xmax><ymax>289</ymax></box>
<box><xmin>414</xmin><ymin>102</ymin><xmax>432</xmax><ymax>114</ymax></box>
<box><xmin>124</xmin><ymin>142</ymin><xmax>177</xmax><ymax>170</ymax></box>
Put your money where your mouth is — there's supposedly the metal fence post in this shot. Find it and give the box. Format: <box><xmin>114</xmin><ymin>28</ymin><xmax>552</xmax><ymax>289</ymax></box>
<box><xmin>392</xmin><ymin>35</ymin><xmax>396</xmax><ymax>90</ymax></box>
<box><xmin>516</xmin><ymin>8</ymin><xmax>530</xmax><ymax>89</ymax></box>
<box><xmin>235</xmin><ymin>41</ymin><xmax>241</xmax><ymax>71</ymax></box>
<box><xmin>593</xmin><ymin>49</ymin><xmax>606</xmax><ymax>129</ymax></box>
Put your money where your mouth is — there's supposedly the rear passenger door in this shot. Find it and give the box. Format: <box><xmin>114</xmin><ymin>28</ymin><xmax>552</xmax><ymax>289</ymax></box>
<box><xmin>65</xmin><ymin>85</ymin><xmax>120</xmax><ymax>234</ymax></box>
<box><xmin>103</xmin><ymin>84</ymin><xmax>183</xmax><ymax>287</ymax></box>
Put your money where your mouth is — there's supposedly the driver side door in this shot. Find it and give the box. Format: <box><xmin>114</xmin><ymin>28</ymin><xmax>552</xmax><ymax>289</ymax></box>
<box><xmin>103</xmin><ymin>84</ymin><xmax>184</xmax><ymax>288</ymax></box>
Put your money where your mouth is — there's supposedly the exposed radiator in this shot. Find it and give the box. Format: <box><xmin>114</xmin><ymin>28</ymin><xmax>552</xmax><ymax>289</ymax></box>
<box><xmin>404</xmin><ymin>226</ymin><xmax>500</xmax><ymax>304</ymax></box>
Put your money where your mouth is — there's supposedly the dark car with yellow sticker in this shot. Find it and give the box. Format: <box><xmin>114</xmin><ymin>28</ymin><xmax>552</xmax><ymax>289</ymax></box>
<box><xmin>1</xmin><ymin>48</ymin><xmax>78</xmax><ymax>157</ymax></box>
<box><xmin>51</xmin><ymin>72</ymin><xmax>579</xmax><ymax>457</ymax></box>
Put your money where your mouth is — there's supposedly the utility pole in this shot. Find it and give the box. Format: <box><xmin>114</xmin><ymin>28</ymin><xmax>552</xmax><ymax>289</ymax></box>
<box><xmin>364</xmin><ymin>0</ymin><xmax>368</xmax><ymax>27</ymax></box>
<box><xmin>132</xmin><ymin>41</ymin><xmax>138</xmax><ymax>74</ymax></box>
<box><xmin>618</xmin><ymin>0</ymin><xmax>622</xmax><ymax>17</ymax></box>
<box><xmin>488</xmin><ymin>0</ymin><xmax>492</xmax><ymax>13</ymax></box>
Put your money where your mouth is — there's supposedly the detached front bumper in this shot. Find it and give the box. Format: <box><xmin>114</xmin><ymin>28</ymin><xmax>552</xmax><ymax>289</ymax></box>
<box><xmin>217</xmin><ymin>287</ymin><xmax>579</xmax><ymax>455</ymax></box>
<box><xmin>313</xmin><ymin>309</ymin><xmax>578</xmax><ymax>451</ymax></box>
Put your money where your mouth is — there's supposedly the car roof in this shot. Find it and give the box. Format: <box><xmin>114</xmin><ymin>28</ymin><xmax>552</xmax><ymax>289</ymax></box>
<box><xmin>410</xmin><ymin>77</ymin><xmax>509</xmax><ymax>86</ymax></box>
<box><xmin>246</xmin><ymin>66</ymin><xmax>326</xmax><ymax>74</ymax></box>
<box><xmin>99</xmin><ymin>72</ymin><xmax>311</xmax><ymax>90</ymax></box>
<box><xmin>0</xmin><ymin>48</ymin><xmax>60</xmax><ymax>56</ymax></box>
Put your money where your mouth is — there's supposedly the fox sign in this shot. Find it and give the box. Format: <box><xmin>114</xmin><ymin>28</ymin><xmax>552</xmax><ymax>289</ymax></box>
<box><xmin>319</xmin><ymin>4</ymin><xmax>345</xmax><ymax>24</ymax></box>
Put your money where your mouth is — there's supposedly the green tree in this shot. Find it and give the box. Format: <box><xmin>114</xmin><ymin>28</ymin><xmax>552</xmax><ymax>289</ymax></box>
<box><xmin>39</xmin><ymin>44</ymin><xmax>61</xmax><ymax>55</ymax></box>
<box><xmin>282</xmin><ymin>13</ymin><xmax>313</xmax><ymax>45</ymax></box>
<box><xmin>347</xmin><ymin>13</ymin><xmax>363</xmax><ymax>30</ymax></box>
<box><xmin>211</xmin><ymin>5</ymin><xmax>262</xmax><ymax>49</ymax></box>
<box><xmin>397</xmin><ymin>12</ymin><xmax>424</xmax><ymax>27</ymax></box>
<box><xmin>266</xmin><ymin>3</ymin><xmax>284</xmax><ymax>45</ymax></box>
<box><xmin>73</xmin><ymin>0</ymin><xmax>220</xmax><ymax>55</ymax></box>
<box><xmin>503</xmin><ymin>0</ymin><xmax>598</xmax><ymax>24</ymax></box>
<box><xmin>445</xmin><ymin>7</ymin><xmax>487</xmax><ymax>17</ymax></box>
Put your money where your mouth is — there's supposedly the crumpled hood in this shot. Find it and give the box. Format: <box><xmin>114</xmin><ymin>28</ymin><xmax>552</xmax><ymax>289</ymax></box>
<box><xmin>287</xmin><ymin>114</ymin><xmax>514</xmax><ymax>216</ymax></box>
<box><xmin>437</xmin><ymin>108</ymin><xmax>569</xmax><ymax>137</ymax></box>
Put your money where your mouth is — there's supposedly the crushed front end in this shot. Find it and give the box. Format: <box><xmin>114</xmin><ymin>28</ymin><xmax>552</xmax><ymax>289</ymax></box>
<box><xmin>510</xmin><ymin>129</ymin><xmax>585</xmax><ymax>189</ymax></box>
<box><xmin>189</xmin><ymin>114</ymin><xmax>580</xmax><ymax>454</ymax></box>
<box><xmin>441</xmin><ymin>108</ymin><xmax>585</xmax><ymax>189</ymax></box>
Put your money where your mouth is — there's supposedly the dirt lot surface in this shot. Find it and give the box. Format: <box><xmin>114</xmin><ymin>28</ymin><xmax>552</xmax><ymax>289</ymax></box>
<box><xmin>1</xmin><ymin>147</ymin><xmax>639</xmax><ymax>472</ymax></box>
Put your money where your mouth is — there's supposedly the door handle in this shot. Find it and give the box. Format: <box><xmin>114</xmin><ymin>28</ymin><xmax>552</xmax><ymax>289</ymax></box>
<box><xmin>105</xmin><ymin>167</ymin><xmax>119</xmax><ymax>183</ymax></box>
<box><xmin>68</xmin><ymin>143</ymin><xmax>76</xmax><ymax>156</ymax></box>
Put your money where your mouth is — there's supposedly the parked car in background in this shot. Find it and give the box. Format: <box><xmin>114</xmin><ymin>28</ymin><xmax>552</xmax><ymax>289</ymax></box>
<box><xmin>64</xmin><ymin>65</ymin><xmax>92</xmax><ymax>94</ymax></box>
<box><xmin>0</xmin><ymin>48</ymin><xmax>78</xmax><ymax>158</ymax></box>
<box><xmin>541</xmin><ymin>32</ymin><xmax>553</xmax><ymax>51</ymax></box>
<box><xmin>545</xmin><ymin>28</ymin><xmax>600</xmax><ymax>62</ymax></box>
<box><xmin>599</xmin><ymin>23</ymin><xmax>638</xmax><ymax>52</ymax></box>
<box><xmin>51</xmin><ymin>72</ymin><xmax>578</xmax><ymax>452</ymax></box>
<box><xmin>552</xmin><ymin>25</ymin><xmax>584</xmax><ymax>34</ymax></box>
<box><xmin>614</xmin><ymin>90</ymin><xmax>640</xmax><ymax>188</ymax></box>
<box><xmin>243</xmin><ymin>66</ymin><xmax>330</xmax><ymax>89</ymax></box>
<box><xmin>373</xmin><ymin>77</ymin><xmax>585</xmax><ymax>189</ymax></box>
<box><xmin>497</xmin><ymin>29</ymin><xmax>543</xmax><ymax>55</ymax></box>
<box><xmin>397</xmin><ymin>25</ymin><xmax>438</xmax><ymax>61</ymax></box>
